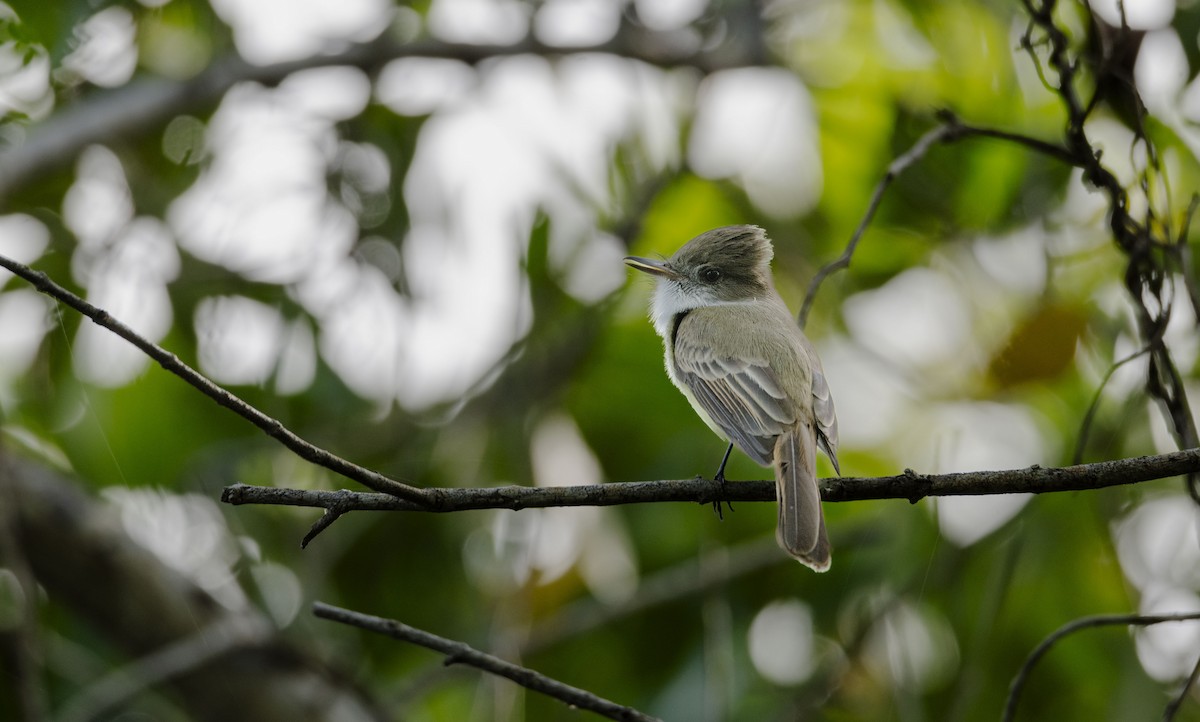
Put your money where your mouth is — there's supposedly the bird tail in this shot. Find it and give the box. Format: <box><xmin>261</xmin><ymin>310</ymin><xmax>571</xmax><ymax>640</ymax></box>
<box><xmin>774</xmin><ymin>424</ymin><xmax>831</xmax><ymax>572</ymax></box>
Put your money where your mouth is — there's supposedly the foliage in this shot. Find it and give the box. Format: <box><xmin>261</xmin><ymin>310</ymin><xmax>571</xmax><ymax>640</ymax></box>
<box><xmin>1</xmin><ymin>0</ymin><xmax>1200</xmax><ymax>720</ymax></box>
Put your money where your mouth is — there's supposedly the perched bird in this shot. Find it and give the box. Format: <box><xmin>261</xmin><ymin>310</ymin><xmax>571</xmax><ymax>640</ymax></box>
<box><xmin>625</xmin><ymin>225</ymin><xmax>840</xmax><ymax>571</ymax></box>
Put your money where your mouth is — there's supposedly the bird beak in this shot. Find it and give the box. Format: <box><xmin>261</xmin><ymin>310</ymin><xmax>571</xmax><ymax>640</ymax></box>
<box><xmin>624</xmin><ymin>256</ymin><xmax>680</xmax><ymax>279</ymax></box>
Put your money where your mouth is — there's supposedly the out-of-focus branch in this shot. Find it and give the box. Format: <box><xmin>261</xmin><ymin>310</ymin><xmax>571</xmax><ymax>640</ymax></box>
<box><xmin>4</xmin><ymin>453</ymin><xmax>386</xmax><ymax>722</ymax></box>
<box><xmin>223</xmin><ymin>446</ymin><xmax>1200</xmax><ymax>531</ymax></box>
<box><xmin>312</xmin><ymin>602</ymin><xmax>660</xmax><ymax>722</ymax></box>
<box><xmin>0</xmin><ymin>33</ymin><xmax>754</xmax><ymax>199</ymax></box>
<box><xmin>1002</xmin><ymin>611</ymin><xmax>1200</xmax><ymax>722</ymax></box>
<box><xmin>0</xmin><ymin>253</ymin><xmax>430</xmax><ymax>505</ymax></box>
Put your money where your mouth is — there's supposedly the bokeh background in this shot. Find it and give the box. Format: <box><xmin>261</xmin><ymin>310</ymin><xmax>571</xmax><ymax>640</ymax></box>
<box><xmin>3</xmin><ymin>0</ymin><xmax>1200</xmax><ymax>720</ymax></box>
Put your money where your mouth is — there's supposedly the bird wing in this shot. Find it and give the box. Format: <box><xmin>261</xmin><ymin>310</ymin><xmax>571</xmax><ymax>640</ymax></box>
<box><xmin>672</xmin><ymin>327</ymin><xmax>795</xmax><ymax>466</ymax></box>
<box><xmin>810</xmin><ymin>361</ymin><xmax>840</xmax><ymax>474</ymax></box>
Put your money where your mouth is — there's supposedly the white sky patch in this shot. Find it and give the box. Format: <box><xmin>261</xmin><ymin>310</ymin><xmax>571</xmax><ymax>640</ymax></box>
<box><xmin>533</xmin><ymin>0</ymin><xmax>622</xmax><ymax>46</ymax></box>
<box><xmin>1091</xmin><ymin>0</ymin><xmax>1175</xmax><ymax>30</ymax></box>
<box><xmin>168</xmin><ymin>82</ymin><xmax>357</xmax><ymax>284</ymax></box>
<box><xmin>62</xmin><ymin>146</ymin><xmax>134</xmax><ymax>256</ymax></box>
<box><xmin>72</xmin><ymin>218</ymin><xmax>179</xmax><ymax>387</ymax></box>
<box><xmin>61</xmin><ymin>6</ymin><xmax>137</xmax><ymax>88</ymax></box>
<box><xmin>195</xmin><ymin>296</ymin><xmax>286</xmax><ymax>387</ymax></box>
<box><xmin>863</xmin><ymin>599</ymin><xmax>959</xmax><ymax>690</ymax></box>
<box><xmin>634</xmin><ymin>0</ymin><xmax>708</xmax><ymax>31</ymax></box>
<box><xmin>689</xmin><ymin>68</ymin><xmax>823</xmax><ymax>218</ymax></box>
<box><xmin>208</xmin><ymin>0</ymin><xmax>392</xmax><ymax>65</ymax></box>
<box><xmin>748</xmin><ymin>599</ymin><xmax>817</xmax><ymax>686</ymax></box>
<box><xmin>0</xmin><ymin>40</ymin><xmax>53</xmax><ymax>119</ymax></box>
<box><xmin>1135</xmin><ymin>587</ymin><xmax>1200</xmax><ymax>681</ymax></box>
<box><xmin>0</xmin><ymin>213</ymin><xmax>49</xmax><ymax>288</ymax></box>
<box><xmin>428</xmin><ymin>0</ymin><xmax>530</xmax><ymax>44</ymax></box>
<box><xmin>104</xmin><ymin>488</ymin><xmax>249</xmax><ymax>612</ymax></box>
<box><xmin>0</xmin><ymin>290</ymin><xmax>52</xmax><ymax>387</ymax></box>
<box><xmin>1135</xmin><ymin>29</ymin><xmax>1188</xmax><ymax>118</ymax></box>
<box><xmin>908</xmin><ymin>402</ymin><xmax>1045</xmax><ymax>546</ymax></box>
<box><xmin>376</xmin><ymin>58</ymin><xmax>477</xmax><ymax>116</ymax></box>
<box><xmin>971</xmin><ymin>226</ymin><xmax>1048</xmax><ymax>297</ymax></box>
<box><xmin>817</xmin><ymin>336</ymin><xmax>915</xmax><ymax>449</ymax></box>
<box><xmin>843</xmin><ymin>267</ymin><xmax>973</xmax><ymax>368</ymax></box>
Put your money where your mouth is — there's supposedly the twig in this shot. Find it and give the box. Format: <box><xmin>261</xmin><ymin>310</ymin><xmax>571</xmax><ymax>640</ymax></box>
<box><xmin>312</xmin><ymin>602</ymin><xmax>660</xmax><ymax>722</ymax></box>
<box><xmin>56</xmin><ymin>616</ymin><xmax>272</xmax><ymax>722</ymax></box>
<box><xmin>1020</xmin><ymin>0</ymin><xmax>1200</xmax><ymax>499</ymax></box>
<box><xmin>1003</xmin><ymin>611</ymin><xmax>1200</xmax><ymax>722</ymax></box>
<box><xmin>223</xmin><ymin>446</ymin><xmax>1200</xmax><ymax>534</ymax></box>
<box><xmin>1073</xmin><ymin>345</ymin><xmax>1152</xmax><ymax>464</ymax></box>
<box><xmin>522</xmin><ymin>539</ymin><xmax>783</xmax><ymax>655</ymax></box>
<box><xmin>0</xmin><ymin>253</ymin><xmax>430</xmax><ymax>505</ymax></box>
<box><xmin>1163</xmin><ymin>650</ymin><xmax>1200</xmax><ymax>722</ymax></box>
<box><xmin>797</xmin><ymin>111</ymin><xmax>1072</xmax><ymax>327</ymax></box>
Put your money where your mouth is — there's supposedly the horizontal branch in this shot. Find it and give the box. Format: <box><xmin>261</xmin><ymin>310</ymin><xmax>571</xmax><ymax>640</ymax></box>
<box><xmin>0</xmin><ymin>32</ymin><xmax>753</xmax><ymax>198</ymax></box>
<box><xmin>312</xmin><ymin>602</ymin><xmax>659</xmax><ymax>722</ymax></box>
<box><xmin>222</xmin><ymin>447</ymin><xmax>1200</xmax><ymax>515</ymax></box>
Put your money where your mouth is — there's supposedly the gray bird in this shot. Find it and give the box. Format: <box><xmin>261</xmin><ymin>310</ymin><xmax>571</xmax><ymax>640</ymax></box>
<box><xmin>625</xmin><ymin>225</ymin><xmax>840</xmax><ymax>571</ymax></box>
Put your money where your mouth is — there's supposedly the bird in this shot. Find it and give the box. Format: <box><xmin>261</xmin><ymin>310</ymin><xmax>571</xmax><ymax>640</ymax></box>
<box><xmin>624</xmin><ymin>225</ymin><xmax>840</xmax><ymax>571</ymax></box>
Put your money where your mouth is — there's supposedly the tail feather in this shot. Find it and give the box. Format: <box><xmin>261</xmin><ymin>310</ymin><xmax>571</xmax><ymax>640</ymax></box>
<box><xmin>774</xmin><ymin>425</ymin><xmax>830</xmax><ymax>572</ymax></box>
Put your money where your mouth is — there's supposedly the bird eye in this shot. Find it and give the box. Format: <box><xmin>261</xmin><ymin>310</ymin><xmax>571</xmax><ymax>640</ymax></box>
<box><xmin>701</xmin><ymin>268</ymin><xmax>721</xmax><ymax>283</ymax></box>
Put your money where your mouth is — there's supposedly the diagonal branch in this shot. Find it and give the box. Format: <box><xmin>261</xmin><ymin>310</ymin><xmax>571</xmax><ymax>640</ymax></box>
<box><xmin>0</xmin><ymin>253</ymin><xmax>431</xmax><ymax>505</ymax></box>
<box><xmin>312</xmin><ymin>602</ymin><xmax>660</xmax><ymax>722</ymax></box>
<box><xmin>1002</xmin><ymin>611</ymin><xmax>1200</xmax><ymax>722</ymax></box>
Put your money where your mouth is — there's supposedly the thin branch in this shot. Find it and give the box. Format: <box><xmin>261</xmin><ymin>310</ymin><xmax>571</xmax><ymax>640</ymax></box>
<box><xmin>1002</xmin><ymin>611</ymin><xmax>1200</xmax><ymax>722</ymax></box>
<box><xmin>797</xmin><ymin>111</ymin><xmax>1073</xmax><ymax>327</ymax></box>
<box><xmin>1163</xmin><ymin>650</ymin><xmax>1200</xmax><ymax>722</ymax></box>
<box><xmin>56</xmin><ymin>616</ymin><xmax>272</xmax><ymax>722</ymax></box>
<box><xmin>1019</xmin><ymin>0</ymin><xmax>1200</xmax><ymax>498</ymax></box>
<box><xmin>521</xmin><ymin>539</ymin><xmax>784</xmax><ymax>656</ymax></box>
<box><xmin>1073</xmin><ymin>345</ymin><xmax>1152</xmax><ymax>464</ymax></box>
<box><xmin>222</xmin><ymin>445</ymin><xmax>1200</xmax><ymax>526</ymax></box>
<box><xmin>0</xmin><ymin>253</ymin><xmax>430</xmax><ymax>505</ymax></box>
<box><xmin>0</xmin><ymin>33</ymin><xmax>755</xmax><ymax>199</ymax></box>
<box><xmin>312</xmin><ymin>602</ymin><xmax>660</xmax><ymax>722</ymax></box>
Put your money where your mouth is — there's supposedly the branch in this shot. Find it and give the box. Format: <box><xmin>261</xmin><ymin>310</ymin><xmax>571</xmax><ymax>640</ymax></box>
<box><xmin>0</xmin><ymin>33</ymin><xmax>755</xmax><ymax>199</ymax></box>
<box><xmin>0</xmin><ymin>253</ymin><xmax>430</xmax><ymax>505</ymax></box>
<box><xmin>1002</xmin><ymin>611</ymin><xmax>1200</xmax><ymax>722</ymax></box>
<box><xmin>1019</xmin><ymin>0</ymin><xmax>1200</xmax><ymax>496</ymax></box>
<box><xmin>798</xmin><ymin>111</ymin><xmax>1073</xmax><ymax>327</ymax></box>
<box><xmin>222</xmin><ymin>445</ymin><xmax>1200</xmax><ymax>522</ymax></box>
<box><xmin>312</xmin><ymin>602</ymin><xmax>660</xmax><ymax>722</ymax></box>
<box><xmin>1164</xmin><ymin>650</ymin><xmax>1200</xmax><ymax>722</ymax></box>
<box><xmin>5</xmin><ymin>453</ymin><xmax>387</xmax><ymax>722</ymax></box>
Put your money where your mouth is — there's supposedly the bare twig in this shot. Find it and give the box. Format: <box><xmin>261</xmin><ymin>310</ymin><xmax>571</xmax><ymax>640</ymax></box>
<box><xmin>1073</xmin><ymin>345</ymin><xmax>1152</xmax><ymax>464</ymax></box>
<box><xmin>522</xmin><ymin>538</ymin><xmax>783</xmax><ymax>655</ymax></box>
<box><xmin>797</xmin><ymin>111</ymin><xmax>1072</xmax><ymax>327</ymax></box>
<box><xmin>0</xmin><ymin>253</ymin><xmax>430</xmax><ymax>505</ymax></box>
<box><xmin>1019</xmin><ymin>0</ymin><xmax>1200</xmax><ymax>499</ymax></box>
<box><xmin>1163</xmin><ymin>650</ymin><xmax>1200</xmax><ymax>722</ymax></box>
<box><xmin>312</xmin><ymin>602</ymin><xmax>660</xmax><ymax>722</ymax></box>
<box><xmin>1003</xmin><ymin>611</ymin><xmax>1200</xmax><ymax>722</ymax></box>
<box><xmin>56</xmin><ymin>616</ymin><xmax>272</xmax><ymax>722</ymax></box>
<box><xmin>223</xmin><ymin>446</ymin><xmax>1200</xmax><ymax>537</ymax></box>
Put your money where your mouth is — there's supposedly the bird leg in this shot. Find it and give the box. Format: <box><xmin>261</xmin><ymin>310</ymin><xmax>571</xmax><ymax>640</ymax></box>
<box><xmin>711</xmin><ymin>442</ymin><xmax>735</xmax><ymax>519</ymax></box>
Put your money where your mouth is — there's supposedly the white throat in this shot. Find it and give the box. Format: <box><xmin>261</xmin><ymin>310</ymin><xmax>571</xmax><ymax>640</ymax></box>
<box><xmin>649</xmin><ymin>280</ymin><xmax>711</xmax><ymax>339</ymax></box>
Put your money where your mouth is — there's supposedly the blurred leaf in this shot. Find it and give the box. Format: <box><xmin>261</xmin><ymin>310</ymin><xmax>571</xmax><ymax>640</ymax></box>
<box><xmin>989</xmin><ymin>303</ymin><xmax>1087</xmax><ymax>388</ymax></box>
